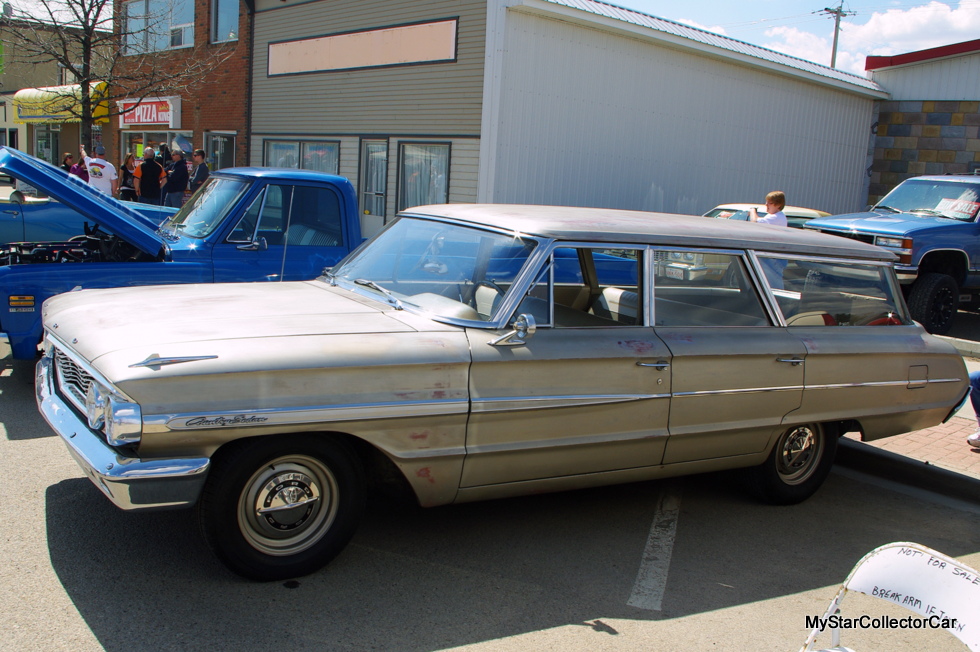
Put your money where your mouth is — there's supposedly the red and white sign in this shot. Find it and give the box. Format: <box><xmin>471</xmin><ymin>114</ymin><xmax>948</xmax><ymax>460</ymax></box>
<box><xmin>117</xmin><ymin>97</ymin><xmax>181</xmax><ymax>128</ymax></box>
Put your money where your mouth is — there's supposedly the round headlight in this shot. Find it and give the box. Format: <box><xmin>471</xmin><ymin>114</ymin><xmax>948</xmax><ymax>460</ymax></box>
<box><xmin>85</xmin><ymin>383</ymin><xmax>106</xmax><ymax>429</ymax></box>
<box><xmin>683</xmin><ymin>253</ymin><xmax>695</xmax><ymax>261</ymax></box>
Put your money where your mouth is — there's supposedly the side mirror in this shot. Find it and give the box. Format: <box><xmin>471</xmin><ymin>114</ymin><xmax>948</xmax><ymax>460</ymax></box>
<box><xmin>488</xmin><ymin>313</ymin><xmax>537</xmax><ymax>347</ymax></box>
<box><xmin>237</xmin><ymin>236</ymin><xmax>268</xmax><ymax>252</ymax></box>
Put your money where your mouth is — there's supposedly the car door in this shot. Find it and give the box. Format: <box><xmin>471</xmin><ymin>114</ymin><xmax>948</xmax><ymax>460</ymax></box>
<box><xmin>278</xmin><ymin>183</ymin><xmax>351</xmax><ymax>280</ymax></box>
<box><xmin>0</xmin><ymin>194</ymin><xmax>25</xmax><ymax>243</ymax></box>
<box><xmin>461</xmin><ymin>245</ymin><xmax>673</xmax><ymax>488</ymax></box>
<box><xmin>760</xmin><ymin>253</ymin><xmax>967</xmax><ymax>440</ymax></box>
<box><xmin>653</xmin><ymin>249</ymin><xmax>806</xmax><ymax>464</ymax></box>
<box><xmin>212</xmin><ymin>183</ymin><xmax>293</xmax><ymax>282</ymax></box>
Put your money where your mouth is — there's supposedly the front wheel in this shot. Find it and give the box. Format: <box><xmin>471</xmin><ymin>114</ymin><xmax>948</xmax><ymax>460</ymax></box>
<box><xmin>748</xmin><ymin>423</ymin><xmax>838</xmax><ymax>505</ymax></box>
<box><xmin>907</xmin><ymin>272</ymin><xmax>958</xmax><ymax>334</ymax></box>
<box><xmin>198</xmin><ymin>435</ymin><xmax>365</xmax><ymax>581</ymax></box>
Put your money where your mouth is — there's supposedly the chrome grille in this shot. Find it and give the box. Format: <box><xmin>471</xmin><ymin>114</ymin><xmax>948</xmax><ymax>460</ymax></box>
<box><xmin>819</xmin><ymin>230</ymin><xmax>875</xmax><ymax>245</ymax></box>
<box><xmin>55</xmin><ymin>348</ymin><xmax>93</xmax><ymax>412</ymax></box>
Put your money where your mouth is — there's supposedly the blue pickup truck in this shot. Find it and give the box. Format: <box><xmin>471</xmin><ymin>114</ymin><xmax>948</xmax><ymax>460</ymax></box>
<box><xmin>0</xmin><ymin>147</ymin><xmax>361</xmax><ymax>360</ymax></box>
<box><xmin>806</xmin><ymin>175</ymin><xmax>980</xmax><ymax>334</ymax></box>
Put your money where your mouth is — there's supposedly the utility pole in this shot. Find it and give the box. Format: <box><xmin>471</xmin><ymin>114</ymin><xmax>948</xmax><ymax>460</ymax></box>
<box><xmin>820</xmin><ymin>1</ymin><xmax>856</xmax><ymax>68</ymax></box>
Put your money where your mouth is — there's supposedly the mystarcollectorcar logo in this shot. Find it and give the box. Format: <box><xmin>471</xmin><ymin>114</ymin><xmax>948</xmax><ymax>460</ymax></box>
<box><xmin>805</xmin><ymin>613</ymin><xmax>961</xmax><ymax>632</ymax></box>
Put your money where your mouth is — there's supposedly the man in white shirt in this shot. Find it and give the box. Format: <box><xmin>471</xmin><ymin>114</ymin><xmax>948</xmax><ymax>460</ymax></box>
<box><xmin>80</xmin><ymin>144</ymin><xmax>118</xmax><ymax>196</ymax></box>
<box><xmin>748</xmin><ymin>191</ymin><xmax>788</xmax><ymax>227</ymax></box>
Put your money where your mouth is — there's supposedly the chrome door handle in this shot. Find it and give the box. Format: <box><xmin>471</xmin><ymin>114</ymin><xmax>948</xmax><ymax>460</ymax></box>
<box><xmin>637</xmin><ymin>361</ymin><xmax>670</xmax><ymax>369</ymax></box>
<box><xmin>777</xmin><ymin>357</ymin><xmax>805</xmax><ymax>366</ymax></box>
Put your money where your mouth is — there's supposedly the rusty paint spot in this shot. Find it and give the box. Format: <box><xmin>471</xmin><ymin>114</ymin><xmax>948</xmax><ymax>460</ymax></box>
<box><xmin>416</xmin><ymin>467</ymin><xmax>436</xmax><ymax>484</ymax></box>
<box><xmin>409</xmin><ymin>432</ymin><xmax>429</xmax><ymax>440</ymax></box>
<box><xmin>432</xmin><ymin>390</ymin><xmax>447</xmax><ymax>399</ymax></box>
<box><xmin>619</xmin><ymin>339</ymin><xmax>655</xmax><ymax>354</ymax></box>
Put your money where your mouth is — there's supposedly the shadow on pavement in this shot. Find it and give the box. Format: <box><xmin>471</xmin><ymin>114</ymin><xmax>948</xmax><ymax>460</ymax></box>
<box><xmin>44</xmin><ymin>468</ymin><xmax>980</xmax><ymax>651</ymax></box>
<box><xmin>0</xmin><ymin>350</ymin><xmax>53</xmax><ymax>441</ymax></box>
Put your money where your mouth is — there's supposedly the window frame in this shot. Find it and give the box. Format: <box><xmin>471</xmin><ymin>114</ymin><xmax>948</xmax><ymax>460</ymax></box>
<box><xmin>210</xmin><ymin>0</ymin><xmax>240</xmax><ymax>43</ymax></box>
<box><xmin>263</xmin><ymin>139</ymin><xmax>340</xmax><ymax>174</ymax></box>
<box><xmin>397</xmin><ymin>141</ymin><xmax>451</xmax><ymax>211</ymax></box>
<box><xmin>123</xmin><ymin>0</ymin><xmax>195</xmax><ymax>55</ymax></box>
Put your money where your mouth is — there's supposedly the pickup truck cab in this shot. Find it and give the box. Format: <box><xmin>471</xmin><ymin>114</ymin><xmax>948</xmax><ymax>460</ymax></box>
<box><xmin>806</xmin><ymin>175</ymin><xmax>980</xmax><ymax>334</ymax></box>
<box><xmin>0</xmin><ymin>147</ymin><xmax>361</xmax><ymax>359</ymax></box>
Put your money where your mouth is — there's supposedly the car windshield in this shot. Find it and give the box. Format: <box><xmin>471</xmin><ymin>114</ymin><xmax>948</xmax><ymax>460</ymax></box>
<box><xmin>330</xmin><ymin>216</ymin><xmax>539</xmax><ymax>322</ymax></box>
<box><xmin>875</xmin><ymin>179</ymin><xmax>980</xmax><ymax>221</ymax></box>
<box><xmin>162</xmin><ymin>176</ymin><xmax>252</xmax><ymax>238</ymax></box>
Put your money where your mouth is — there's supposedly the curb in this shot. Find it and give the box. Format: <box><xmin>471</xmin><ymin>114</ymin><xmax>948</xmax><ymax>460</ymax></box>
<box><xmin>836</xmin><ymin>437</ymin><xmax>980</xmax><ymax>505</ymax></box>
<box><xmin>938</xmin><ymin>334</ymin><xmax>980</xmax><ymax>359</ymax></box>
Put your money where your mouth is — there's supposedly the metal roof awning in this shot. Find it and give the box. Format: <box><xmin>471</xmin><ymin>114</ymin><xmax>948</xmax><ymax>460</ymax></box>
<box><xmin>13</xmin><ymin>82</ymin><xmax>109</xmax><ymax>124</ymax></box>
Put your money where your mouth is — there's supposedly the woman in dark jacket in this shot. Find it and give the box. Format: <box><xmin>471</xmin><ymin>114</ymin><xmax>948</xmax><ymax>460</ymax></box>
<box><xmin>61</xmin><ymin>153</ymin><xmax>74</xmax><ymax>172</ymax></box>
<box><xmin>119</xmin><ymin>152</ymin><xmax>138</xmax><ymax>202</ymax></box>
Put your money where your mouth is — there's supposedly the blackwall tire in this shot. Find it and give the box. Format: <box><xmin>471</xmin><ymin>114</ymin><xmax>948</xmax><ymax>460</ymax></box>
<box><xmin>748</xmin><ymin>423</ymin><xmax>838</xmax><ymax>505</ymax></box>
<box><xmin>198</xmin><ymin>435</ymin><xmax>365</xmax><ymax>581</ymax></box>
<box><xmin>907</xmin><ymin>272</ymin><xmax>958</xmax><ymax>335</ymax></box>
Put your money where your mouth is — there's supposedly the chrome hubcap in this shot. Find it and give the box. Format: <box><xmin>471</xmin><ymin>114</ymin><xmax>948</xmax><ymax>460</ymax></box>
<box><xmin>775</xmin><ymin>426</ymin><xmax>822</xmax><ymax>485</ymax></box>
<box><xmin>239</xmin><ymin>456</ymin><xmax>339</xmax><ymax>556</ymax></box>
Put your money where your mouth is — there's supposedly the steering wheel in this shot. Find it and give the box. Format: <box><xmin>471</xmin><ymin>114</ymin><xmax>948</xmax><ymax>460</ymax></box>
<box><xmin>475</xmin><ymin>279</ymin><xmax>505</xmax><ymax>296</ymax></box>
<box><xmin>863</xmin><ymin>313</ymin><xmax>904</xmax><ymax>326</ymax></box>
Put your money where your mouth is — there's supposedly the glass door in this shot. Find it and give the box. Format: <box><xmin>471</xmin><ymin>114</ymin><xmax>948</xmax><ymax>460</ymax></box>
<box><xmin>359</xmin><ymin>139</ymin><xmax>387</xmax><ymax>237</ymax></box>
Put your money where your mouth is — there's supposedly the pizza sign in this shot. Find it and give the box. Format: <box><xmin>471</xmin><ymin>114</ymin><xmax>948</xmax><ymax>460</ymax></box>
<box><xmin>122</xmin><ymin>100</ymin><xmax>172</xmax><ymax>125</ymax></box>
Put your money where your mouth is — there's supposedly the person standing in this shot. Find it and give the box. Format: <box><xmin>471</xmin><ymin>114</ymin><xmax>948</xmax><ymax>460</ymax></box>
<box><xmin>162</xmin><ymin>150</ymin><xmax>190</xmax><ymax>208</ymax></box>
<box><xmin>80</xmin><ymin>144</ymin><xmax>118</xmax><ymax>196</ymax></box>
<box><xmin>748</xmin><ymin>191</ymin><xmax>788</xmax><ymax>227</ymax></box>
<box><xmin>189</xmin><ymin>149</ymin><xmax>210</xmax><ymax>194</ymax></box>
<box><xmin>68</xmin><ymin>158</ymin><xmax>88</xmax><ymax>183</ymax></box>
<box><xmin>968</xmin><ymin>370</ymin><xmax>980</xmax><ymax>449</ymax></box>
<box><xmin>61</xmin><ymin>153</ymin><xmax>74</xmax><ymax>172</ymax></box>
<box><xmin>119</xmin><ymin>152</ymin><xmax>138</xmax><ymax>202</ymax></box>
<box><xmin>134</xmin><ymin>148</ymin><xmax>165</xmax><ymax>205</ymax></box>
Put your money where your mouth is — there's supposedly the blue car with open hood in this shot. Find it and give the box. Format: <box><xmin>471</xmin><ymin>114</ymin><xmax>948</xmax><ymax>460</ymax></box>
<box><xmin>0</xmin><ymin>146</ymin><xmax>361</xmax><ymax>360</ymax></box>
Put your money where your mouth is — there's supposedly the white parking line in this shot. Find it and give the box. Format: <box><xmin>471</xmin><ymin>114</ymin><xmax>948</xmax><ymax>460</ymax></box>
<box><xmin>627</xmin><ymin>487</ymin><xmax>680</xmax><ymax>611</ymax></box>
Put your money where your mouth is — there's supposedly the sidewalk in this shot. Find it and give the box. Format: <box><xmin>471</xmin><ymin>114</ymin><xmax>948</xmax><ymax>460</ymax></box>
<box><xmin>837</xmin><ymin>327</ymin><xmax>980</xmax><ymax>503</ymax></box>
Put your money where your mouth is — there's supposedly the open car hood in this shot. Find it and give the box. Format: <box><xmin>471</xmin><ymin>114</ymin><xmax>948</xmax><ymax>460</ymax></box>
<box><xmin>0</xmin><ymin>146</ymin><xmax>165</xmax><ymax>256</ymax></box>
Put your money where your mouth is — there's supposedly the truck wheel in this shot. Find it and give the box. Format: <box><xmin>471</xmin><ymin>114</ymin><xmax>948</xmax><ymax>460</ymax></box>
<box><xmin>748</xmin><ymin>423</ymin><xmax>837</xmax><ymax>505</ymax></box>
<box><xmin>907</xmin><ymin>272</ymin><xmax>958</xmax><ymax>335</ymax></box>
<box><xmin>198</xmin><ymin>435</ymin><xmax>365</xmax><ymax>581</ymax></box>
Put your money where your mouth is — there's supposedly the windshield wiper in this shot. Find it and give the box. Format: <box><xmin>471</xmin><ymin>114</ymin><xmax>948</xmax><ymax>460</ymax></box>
<box><xmin>908</xmin><ymin>208</ymin><xmax>945</xmax><ymax>216</ymax></box>
<box><xmin>873</xmin><ymin>205</ymin><xmax>900</xmax><ymax>213</ymax></box>
<box><xmin>354</xmin><ymin>278</ymin><xmax>403</xmax><ymax>310</ymax></box>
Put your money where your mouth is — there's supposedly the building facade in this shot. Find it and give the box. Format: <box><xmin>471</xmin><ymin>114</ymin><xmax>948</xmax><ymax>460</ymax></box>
<box><xmin>249</xmin><ymin>0</ymin><xmax>887</xmax><ymax>238</ymax></box>
<box><xmin>104</xmin><ymin>0</ymin><xmax>251</xmax><ymax>171</ymax></box>
<box><xmin>867</xmin><ymin>40</ymin><xmax>980</xmax><ymax>204</ymax></box>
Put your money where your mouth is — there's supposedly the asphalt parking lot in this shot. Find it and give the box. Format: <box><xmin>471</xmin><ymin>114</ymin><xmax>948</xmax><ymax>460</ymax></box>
<box><xmin>2</xmin><ymin>341</ymin><xmax>979</xmax><ymax>652</ymax></box>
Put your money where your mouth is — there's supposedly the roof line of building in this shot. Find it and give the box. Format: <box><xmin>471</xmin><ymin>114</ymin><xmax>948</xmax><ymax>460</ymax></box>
<box><xmin>532</xmin><ymin>0</ymin><xmax>885</xmax><ymax>95</ymax></box>
<box><xmin>865</xmin><ymin>38</ymin><xmax>980</xmax><ymax>71</ymax></box>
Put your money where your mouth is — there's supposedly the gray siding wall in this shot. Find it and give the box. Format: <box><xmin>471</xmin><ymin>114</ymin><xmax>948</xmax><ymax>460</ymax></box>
<box><xmin>481</xmin><ymin>9</ymin><xmax>877</xmax><ymax>216</ymax></box>
<box><xmin>251</xmin><ymin>0</ymin><xmax>487</xmax><ymax>136</ymax></box>
<box><xmin>871</xmin><ymin>53</ymin><xmax>980</xmax><ymax>101</ymax></box>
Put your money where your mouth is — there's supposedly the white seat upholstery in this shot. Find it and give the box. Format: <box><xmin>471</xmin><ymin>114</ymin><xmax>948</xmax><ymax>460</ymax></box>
<box><xmin>592</xmin><ymin>287</ymin><xmax>639</xmax><ymax>324</ymax></box>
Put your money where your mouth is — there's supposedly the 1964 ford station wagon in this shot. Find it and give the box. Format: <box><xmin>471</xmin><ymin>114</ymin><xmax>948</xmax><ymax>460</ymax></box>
<box><xmin>36</xmin><ymin>204</ymin><xmax>969</xmax><ymax>580</ymax></box>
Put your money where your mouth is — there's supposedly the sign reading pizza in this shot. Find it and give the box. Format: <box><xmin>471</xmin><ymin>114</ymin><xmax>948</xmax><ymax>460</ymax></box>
<box><xmin>118</xmin><ymin>97</ymin><xmax>181</xmax><ymax>128</ymax></box>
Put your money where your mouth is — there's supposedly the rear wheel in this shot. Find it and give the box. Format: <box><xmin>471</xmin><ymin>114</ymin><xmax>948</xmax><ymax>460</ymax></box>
<box><xmin>907</xmin><ymin>272</ymin><xmax>958</xmax><ymax>334</ymax></box>
<box><xmin>198</xmin><ymin>435</ymin><xmax>365</xmax><ymax>581</ymax></box>
<box><xmin>748</xmin><ymin>423</ymin><xmax>837</xmax><ymax>505</ymax></box>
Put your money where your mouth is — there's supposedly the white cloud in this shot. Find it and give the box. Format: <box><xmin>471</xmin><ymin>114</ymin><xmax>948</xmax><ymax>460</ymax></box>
<box><xmin>675</xmin><ymin>18</ymin><xmax>728</xmax><ymax>35</ymax></box>
<box><xmin>757</xmin><ymin>1</ymin><xmax>980</xmax><ymax>76</ymax></box>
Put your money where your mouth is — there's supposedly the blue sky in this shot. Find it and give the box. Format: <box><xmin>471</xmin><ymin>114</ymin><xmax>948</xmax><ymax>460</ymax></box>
<box><xmin>613</xmin><ymin>1</ymin><xmax>980</xmax><ymax>75</ymax></box>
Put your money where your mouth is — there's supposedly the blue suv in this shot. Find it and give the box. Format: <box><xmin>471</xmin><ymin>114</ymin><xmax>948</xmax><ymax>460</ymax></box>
<box><xmin>806</xmin><ymin>175</ymin><xmax>980</xmax><ymax>334</ymax></box>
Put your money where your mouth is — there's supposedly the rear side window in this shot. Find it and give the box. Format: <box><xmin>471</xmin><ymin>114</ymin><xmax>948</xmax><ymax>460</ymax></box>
<box><xmin>760</xmin><ymin>256</ymin><xmax>909</xmax><ymax>326</ymax></box>
<box><xmin>653</xmin><ymin>250</ymin><xmax>769</xmax><ymax>327</ymax></box>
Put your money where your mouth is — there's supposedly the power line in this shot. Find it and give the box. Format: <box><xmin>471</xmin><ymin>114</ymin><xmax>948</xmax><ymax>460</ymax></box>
<box><xmin>821</xmin><ymin>1</ymin><xmax>857</xmax><ymax>67</ymax></box>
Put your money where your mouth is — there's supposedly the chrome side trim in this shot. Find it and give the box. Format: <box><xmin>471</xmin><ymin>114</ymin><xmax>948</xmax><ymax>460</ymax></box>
<box><xmin>36</xmin><ymin>356</ymin><xmax>209</xmax><ymax>511</ymax></box>
<box><xmin>807</xmin><ymin>378</ymin><xmax>963</xmax><ymax>390</ymax></box>
<box><xmin>471</xmin><ymin>393</ymin><xmax>669</xmax><ymax>414</ymax></box>
<box><xmin>673</xmin><ymin>386</ymin><xmax>804</xmax><ymax>397</ymax></box>
<box><xmin>152</xmin><ymin>398</ymin><xmax>470</xmax><ymax>431</ymax></box>
<box><xmin>465</xmin><ymin>427</ymin><xmax>669</xmax><ymax>455</ymax></box>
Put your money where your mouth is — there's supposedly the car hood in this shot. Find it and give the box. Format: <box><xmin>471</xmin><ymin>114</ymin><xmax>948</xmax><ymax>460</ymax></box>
<box><xmin>806</xmin><ymin>210</ymin><xmax>967</xmax><ymax>235</ymax></box>
<box><xmin>42</xmin><ymin>281</ymin><xmax>437</xmax><ymax>364</ymax></box>
<box><xmin>0</xmin><ymin>146</ymin><xmax>164</xmax><ymax>256</ymax></box>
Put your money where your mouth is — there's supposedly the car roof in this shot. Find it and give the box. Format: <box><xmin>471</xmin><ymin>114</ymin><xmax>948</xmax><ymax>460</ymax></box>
<box><xmin>214</xmin><ymin>167</ymin><xmax>350</xmax><ymax>184</ymax></box>
<box><xmin>404</xmin><ymin>204</ymin><xmax>895</xmax><ymax>261</ymax></box>
<box><xmin>900</xmin><ymin>175</ymin><xmax>980</xmax><ymax>184</ymax></box>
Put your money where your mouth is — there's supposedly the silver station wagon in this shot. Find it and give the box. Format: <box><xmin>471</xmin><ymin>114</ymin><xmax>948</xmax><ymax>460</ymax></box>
<box><xmin>36</xmin><ymin>204</ymin><xmax>968</xmax><ymax>580</ymax></box>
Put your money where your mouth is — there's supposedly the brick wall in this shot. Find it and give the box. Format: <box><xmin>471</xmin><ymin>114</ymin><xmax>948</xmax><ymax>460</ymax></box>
<box><xmin>870</xmin><ymin>100</ymin><xmax>980</xmax><ymax>204</ymax></box>
<box><xmin>104</xmin><ymin>0</ymin><xmax>250</xmax><ymax>167</ymax></box>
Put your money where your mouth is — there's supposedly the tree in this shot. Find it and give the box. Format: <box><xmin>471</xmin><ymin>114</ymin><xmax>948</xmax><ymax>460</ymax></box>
<box><xmin>0</xmin><ymin>0</ymin><xmax>235</xmax><ymax>148</ymax></box>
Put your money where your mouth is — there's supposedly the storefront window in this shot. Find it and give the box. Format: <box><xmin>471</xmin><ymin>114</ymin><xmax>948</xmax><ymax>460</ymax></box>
<box><xmin>123</xmin><ymin>131</ymin><xmax>194</xmax><ymax>161</ymax></box>
<box><xmin>264</xmin><ymin>140</ymin><xmax>339</xmax><ymax>174</ymax></box>
<box><xmin>33</xmin><ymin>125</ymin><xmax>60</xmax><ymax>165</ymax></box>
<box><xmin>211</xmin><ymin>0</ymin><xmax>239</xmax><ymax>42</ymax></box>
<box><xmin>398</xmin><ymin>143</ymin><xmax>449</xmax><ymax>210</ymax></box>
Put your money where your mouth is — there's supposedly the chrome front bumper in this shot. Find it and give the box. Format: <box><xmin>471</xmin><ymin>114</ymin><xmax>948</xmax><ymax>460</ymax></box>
<box><xmin>36</xmin><ymin>355</ymin><xmax>210</xmax><ymax>511</ymax></box>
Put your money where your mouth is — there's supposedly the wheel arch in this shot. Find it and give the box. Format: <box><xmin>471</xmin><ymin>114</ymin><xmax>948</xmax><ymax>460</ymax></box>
<box><xmin>917</xmin><ymin>249</ymin><xmax>969</xmax><ymax>286</ymax></box>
